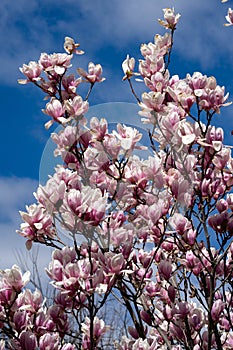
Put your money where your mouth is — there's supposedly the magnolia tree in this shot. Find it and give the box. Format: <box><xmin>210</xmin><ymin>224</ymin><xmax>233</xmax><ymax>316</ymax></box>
<box><xmin>1</xmin><ymin>5</ymin><xmax>233</xmax><ymax>350</ymax></box>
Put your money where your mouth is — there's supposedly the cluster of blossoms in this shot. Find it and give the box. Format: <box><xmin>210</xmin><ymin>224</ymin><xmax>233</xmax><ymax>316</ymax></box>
<box><xmin>1</xmin><ymin>6</ymin><xmax>233</xmax><ymax>350</ymax></box>
<box><xmin>18</xmin><ymin>36</ymin><xmax>104</xmax><ymax>130</ymax></box>
<box><xmin>0</xmin><ymin>265</ymin><xmax>76</xmax><ymax>349</ymax></box>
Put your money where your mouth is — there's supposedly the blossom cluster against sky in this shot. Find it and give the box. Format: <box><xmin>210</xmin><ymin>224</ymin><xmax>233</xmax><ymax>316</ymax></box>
<box><xmin>1</xmin><ymin>0</ymin><xmax>233</xmax><ymax>270</ymax></box>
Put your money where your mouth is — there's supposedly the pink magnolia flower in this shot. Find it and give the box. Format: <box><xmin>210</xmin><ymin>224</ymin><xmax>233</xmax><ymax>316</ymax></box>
<box><xmin>103</xmin><ymin>252</ymin><xmax>125</xmax><ymax>275</ymax></box>
<box><xmin>36</xmin><ymin>178</ymin><xmax>66</xmax><ymax>213</ymax></box>
<box><xmin>122</xmin><ymin>55</ymin><xmax>137</xmax><ymax>80</ymax></box>
<box><xmin>51</xmin><ymin>246</ymin><xmax>76</xmax><ymax>266</ymax></box>
<box><xmin>188</xmin><ymin>306</ymin><xmax>204</xmax><ymax>331</ymax></box>
<box><xmin>144</xmin><ymin>71</ymin><xmax>169</xmax><ymax>92</ymax></box>
<box><xmin>145</xmin><ymin>281</ymin><xmax>159</xmax><ymax>297</ymax></box>
<box><xmin>13</xmin><ymin>310</ymin><xmax>29</xmax><ymax>333</ymax></box>
<box><xmin>63</xmin><ymin>36</ymin><xmax>84</xmax><ymax>55</ymax></box>
<box><xmin>143</xmin><ymin>155</ymin><xmax>164</xmax><ymax>189</ymax></box>
<box><xmin>89</xmin><ymin>117</ymin><xmax>108</xmax><ymax>141</ymax></box>
<box><xmin>186</xmin><ymin>71</ymin><xmax>207</xmax><ymax>93</ymax></box>
<box><xmin>18</xmin><ymin>61</ymin><xmax>42</xmax><ymax>84</ymax></box>
<box><xmin>139</xmin><ymin>91</ymin><xmax>165</xmax><ymax>123</ymax></box>
<box><xmin>163</xmin><ymin>304</ymin><xmax>173</xmax><ymax>321</ymax></box>
<box><xmin>224</xmin><ymin>8</ymin><xmax>233</xmax><ymax>26</ymax></box>
<box><xmin>48</xmin><ymin>304</ymin><xmax>69</xmax><ymax>335</ymax></box>
<box><xmin>109</xmin><ymin>226</ymin><xmax>134</xmax><ymax>249</ymax></box>
<box><xmin>47</xmin><ymin>258</ymin><xmax>64</xmax><ymax>282</ymax></box>
<box><xmin>43</xmin><ymin>98</ymin><xmax>67</xmax><ymax>129</ymax></box>
<box><xmin>211</xmin><ymin>300</ymin><xmax>225</xmax><ymax>321</ymax></box>
<box><xmin>197</xmin><ymin>77</ymin><xmax>230</xmax><ymax>113</ymax></box>
<box><xmin>158</xmin><ymin>260</ymin><xmax>173</xmax><ymax>280</ymax></box>
<box><xmin>169</xmin><ymin>213</ymin><xmax>191</xmax><ymax>234</ymax></box>
<box><xmin>66</xmin><ymin>186</ymin><xmax>107</xmax><ymax>226</ymax></box>
<box><xmin>139</xmin><ymin>54</ymin><xmax>164</xmax><ymax>78</ymax></box>
<box><xmin>62</xmin><ymin>74</ymin><xmax>82</xmax><ymax>95</ymax></box>
<box><xmin>39</xmin><ymin>52</ymin><xmax>72</xmax><ymax>75</ymax></box>
<box><xmin>167</xmin><ymin>79</ymin><xmax>195</xmax><ymax>112</ymax></box>
<box><xmin>140</xmin><ymin>310</ymin><xmax>152</xmax><ymax>326</ymax></box>
<box><xmin>18</xmin><ymin>331</ymin><xmax>38</xmax><ymax>349</ymax></box>
<box><xmin>39</xmin><ymin>332</ymin><xmax>60</xmax><ymax>350</ymax></box>
<box><xmin>81</xmin><ymin>316</ymin><xmax>109</xmax><ymax>349</ymax></box>
<box><xmin>185</xmin><ymin>251</ymin><xmax>202</xmax><ymax>275</ymax></box>
<box><xmin>173</xmin><ymin>301</ymin><xmax>190</xmax><ymax>319</ymax></box>
<box><xmin>216</xmin><ymin>199</ymin><xmax>228</xmax><ymax>213</ymax></box>
<box><xmin>64</xmin><ymin>95</ymin><xmax>89</xmax><ymax>119</ymax></box>
<box><xmin>17</xmin><ymin>289</ymin><xmax>43</xmax><ymax>313</ymax></box>
<box><xmin>0</xmin><ymin>279</ymin><xmax>14</xmax><ymax>306</ymax></box>
<box><xmin>128</xmin><ymin>326</ymin><xmax>139</xmax><ymax>339</ymax></box>
<box><xmin>158</xmin><ymin>8</ymin><xmax>181</xmax><ymax>30</ymax></box>
<box><xmin>18</xmin><ymin>203</ymin><xmax>56</xmax><ymax>248</ymax></box>
<box><xmin>52</xmin><ymin>126</ymin><xmax>80</xmax><ymax>160</ymax></box>
<box><xmin>102</xmin><ymin>134</ymin><xmax>121</xmax><ymax>159</ymax></box>
<box><xmin>78</xmin><ymin>62</ymin><xmax>105</xmax><ymax>83</ymax></box>
<box><xmin>84</xmin><ymin>146</ymin><xmax>110</xmax><ymax>172</ymax></box>
<box><xmin>205</xmin><ymin>125</ymin><xmax>224</xmax><ymax>153</ymax></box>
<box><xmin>0</xmin><ymin>265</ymin><xmax>30</xmax><ymax>292</ymax></box>
<box><xmin>155</xmin><ymin>32</ymin><xmax>172</xmax><ymax>55</ymax></box>
<box><xmin>209</xmin><ymin>211</ymin><xmax>229</xmax><ymax>234</ymax></box>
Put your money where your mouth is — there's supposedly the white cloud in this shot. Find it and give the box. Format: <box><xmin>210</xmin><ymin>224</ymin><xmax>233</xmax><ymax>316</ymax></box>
<box><xmin>0</xmin><ymin>177</ymin><xmax>37</xmax><ymax>219</ymax></box>
<box><xmin>0</xmin><ymin>177</ymin><xmax>48</xmax><ymax>269</ymax></box>
<box><xmin>0</xmin><ymin>176</ymin><xmax>53</xmax><ymax>289</ymax></box>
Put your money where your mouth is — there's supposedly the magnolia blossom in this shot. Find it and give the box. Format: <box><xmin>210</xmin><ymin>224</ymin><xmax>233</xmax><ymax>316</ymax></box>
<box><xmin>39</xmin><ymin>52</ymin><xmax>72</xmax><ymax>75</ymax></box>
<box><xmin>139</xmin><ymin>91</ymin><xmax>165</xmax><ymax>123</ymax></box>
<box><xmin>122</xmin><ymin>54</ymin><xmax>136</xmax><ymax>80</ymax></box>
<box><xmin>43</xmin><ymin>98</ymin><xmax>67</xmax><ymax>129</ymax></box>
<box><xmin>112</xmin><ymin>123</ymin><xmax>144</xmax><ymax>153</ymax></box>
<box><xmin>144</xmin><ymin>71</ymin><xmax>169</xmax><ymax>92</ymax></box>
<box><xmin>63</xmin><ymin>36</ymin><xmax>84</xmax><ymax>55</ymax></box>
<box><xmin>64</xmin><ymin>95</ymin><xmax>89</xmax><ymax>118</ymax></box>
<box><xmin>18</xmin><ymin>203</ymin><xmax>55</xmax><ymax>246</ymax></box>
<box><xmin>62</xmin><ymin>74</ymin><xmax>82</xmax><ymax>95</ymax></box>
<box><xmin>158</xmin><ymin>8</ymin><xmax>181</xmax><ymax>29</ymax></box>
<box><xmin>66</xmin><ymin>186</ymin><xmax>107</xmax><ymax>226</ymax></box>
<box><xmin>15</xmin><ymin>8</ymin><xmax>233</xmax><ymax>350</ymax></box>
<box><xmin>0</xmin><ymin>265</ymin><xmax>30</xmax><ymax>292</ymax></box>
<box><xmin>224</xmin><ymin>8</ymin><xmax>233</xmax><ymax>26</ymax></box>
<box><xmin>81</xmin><ymin>317</ymin><xmax>109</xmax><ymax>349</ymax></box>
<box><xmin>18</xmin><ymin>61</ymin><xmax>42</xmax><ymax>84</ymax></box>
<box><xmin>77</xmin><ymin>62</ymin><xmax>105</xmax><ymax>83</ymax></box>
<box><xmin>52</xmin><ymin>125</ymin><xmax>79</xmax><ymax>156</ymax></box>
<box><xmin>139</xmin><ymin>54</ymin><xmax>164</xmax><ymax>78</ymax></box>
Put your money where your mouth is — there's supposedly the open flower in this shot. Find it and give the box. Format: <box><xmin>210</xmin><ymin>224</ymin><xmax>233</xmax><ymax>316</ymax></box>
<box><xmin>64</xmin><ymin>95</ymin><xmax>89</xmax><ymax>118</ymax></box>
<box><xmin>63</xmin><ymin>36</ymin><xmax>84</xmax><ymax>55</ymax></box>
<box><xmin>77</xmin><ymin>62</ymin><xmax>105</xmax><ymax>83</ymax></box>
<box><xmin>39</xmin><ymin>52</ymin><xmax>72</xmax><ymax>75</ymax></box>
<box><xmin>18</xmin><ymin>61</ymin><xmax>42</xmax><ymax>84</ymax></box>
<box><xmin>0</xmin><ymin>265</ymin><xmax>30</xmax><ymax>291</ymax></box>
<box><xmin>158</xmin><ymin>8</ymin><xmax>181</xmax><ymax>30</ymax></box>
<box><xmin>81</xmin><ymin>317</ymin><xmax>109</xmax><ymax>349</ymax></box>
<box><xmin>43</xmin><ymin>98</ymin><xmax>67</xmax><ymax>129</ymax></box>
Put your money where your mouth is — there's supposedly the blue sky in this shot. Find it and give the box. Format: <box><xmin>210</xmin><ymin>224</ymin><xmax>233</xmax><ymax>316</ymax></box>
<box><xmin>1</xmin><ymin>0</ymin><xmax>233</xmax><ymax>271</ymax></box>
